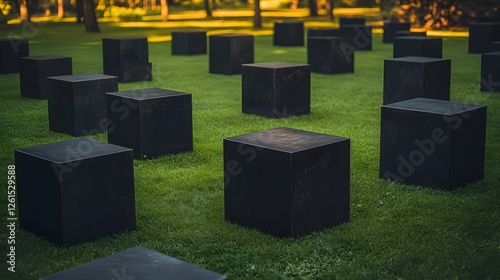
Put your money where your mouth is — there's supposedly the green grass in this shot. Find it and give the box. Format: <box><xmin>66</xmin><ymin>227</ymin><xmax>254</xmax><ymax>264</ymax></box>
<box><xmin>1</xmin><ymin>18</ymin><xmax>500</xmax><ymax>280</ymax></box>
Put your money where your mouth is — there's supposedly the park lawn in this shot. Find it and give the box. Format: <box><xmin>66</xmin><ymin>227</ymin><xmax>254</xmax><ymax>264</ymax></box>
<box><xmin>0</xmin><ymin>18</ymin><xmax>499</xmax><ymax>279</ymax></box>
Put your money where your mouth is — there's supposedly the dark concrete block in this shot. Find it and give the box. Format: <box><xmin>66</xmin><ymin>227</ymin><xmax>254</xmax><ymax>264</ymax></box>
<box><xmin>273</xmin><ymin>21</ymin><xmax>304</xmax><ymax>46</ymax></box>
<box><xmin>0</xmin><ymin>38</ymin><xmax>29</xmax><ymax>74</ymax></box>
<box><xmin>468</xmin><ymin>23</ymin><xmax>500</xmax><ymax>53</ymax></box>
<box><xmin>209</xmin><ymin>34</ymin><xmax>254</xmax><ymax>75</ymax></box>
<box><xmin>393</xmin><ymin>36</ymin><xmax>443</xmax><ymax>58</ymax></box>
<box><xmin>15</xmin><ymin>138</ymin><xmax>135</xmax><ymax>246</ymax></box>
<box><xmin>102</xmin><ymin>37</ymin><xmax>152</xmax><ymax>83</ymax></box>
<box><xmin>307</xmin><ymin>27</ymin><xmax>341</xmax><ymax>38</ymax></box>
<box><xmin>379</xmin><ymin>98</ymin><xmax>486</xmax><ymax>190</ymax></box>
<box><xmin>490</xmin><ymin>41</ymin><xmax>500</xmax><ymax>52</ymax></box>
<box><xmin>19</xmin><ymin>55</ymin><xmax>72</xmax><ymax>99</ymax></box>
<box><xmin>339</xmin><ymin>25</ymin><xmax>372</xmax><ymax>51</ymax></box>
<box><xmin>308</xmin><ymin>36</ymin><xmax>355</xmax><ymax>74</ymax></box>
<box><xmin>39</xmin><ymin>246</ymin><xmax>226</xmax><ymax>280</ymax></box>
<box><xmin>480</xmin><ymin>51</ymin><xmax>500</xmax><ymax>92</ymax></box>
<box><xmin>171</xmin><ymin>30</ymin><xmax>207</xmax><ymax>55</ymax></box>
<box><xmin>242</xmin><ymin>62</ymin><xmax>310</xmax><ymax>118</ymax></box>
<box><xmin>106</xmin><ymin>88</ymin><xmax>193</xmax><ymax>159</ymax></box>
<box><xmin>339</xmin><ymin>17</ymin><xmax>365</xmax><ymax>26</ymax></box>
<box><xmin>47</xmin><ymin>73</ymin><xmax>118</xmax><ymax>136</ymax></box>
<box><xmin>383</xmin><ymin>21</ymin><xmax>411</xmax><ymax>43</ymax></box>
<box><xmin>224</xmin><ymin>127</ymin><xmax>350</xmax><ymax>238</ymax></box>
<box><xmin>383</xmin><ymin>56</ymin><xmax>451</xmax><ymax>104</ymax></box>
<box><xmin>394</xmin><ymin>30</ymin><xmax>427</xmax><ymax>37</ymax></box>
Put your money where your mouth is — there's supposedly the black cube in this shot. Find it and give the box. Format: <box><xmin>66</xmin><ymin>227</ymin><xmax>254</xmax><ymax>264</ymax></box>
<box><xmin>379</xmin><ymin>98</ymin><xmax>487</xmax><ymax>190</ymax></box>
<box><xmin>383</xmin><ymin>56</ymin><xmax>451</xmax><ymax>105</ymax></box>
<box><xmin>393</xmin><ymin>36</ymin><xmax>443</xmax><ymax>58</ymax></box>
<box><xmin>47</xmin><ymin>73</ymin><xmax>118</xmax><ymax>136</ymax></box>
<box><xmin>383</xmin><ymin>21</ymin><xmax>411</xmax><ymax>43</ymax></box>
<box><xmin>19</xmin><ymin>55</ymin><xmax>72</xmax><ymax>99</ymax></box>
<box><xmin>171</xmin><ymin>30</ymin><xmax>207</xmax><ymax>55</ymax></box>
<box><xmin>15</xmin><ymin>138</ymin><xmax>136</xmax><ymax>245</ymax></box>
<box><xmin>480</xmin><ymin>51</ymin><xmax>500</xmax><ymax>92</ymax></box>
<box><xmin>209</xmin><ymin>34</ymin><xmax>254</xmax><ymax>75</ymax></box>
<box><xmin>468</xmin><ymin>23</ymin><xmax>500</xmax><ymax>54</ymax></box>
<box><xmin>39</xmin><ymin>246</ymin><xmax>227</xmax><ymax>280</ymax></box>
<box><xmin>242</xmin><ymin>62</ymin><xmax>310</xmax><ymax>118</ymax></box>
<box><xmin>339</xmin><ymin>25</ymin><xmax>372</xmax><ymax>51</ymax></box>
<box><xmin>106</xmin><ymin>88</ymin><xmax>193</xmax><ymax>159</ymax></box>
<box><xmin>308</xmin><ymin>36</ymin><xmax>355</xmax><ymax>74</ymax></box>
<box><xmin>307</xmin><ymin>27</ymin><xmax>341</xmax><ymax>38</ymax></box>
<box><xmin>273</xmin><ymin>21</ymin><xmax>304</xmax><ymax>46</ymax></box>
<box><xmin>224</xmin><ymin>127</ymin><xmax>350</xmax><ymax>238</ymax></box>
<box><xmin>394</xmin><ymin>30</ymin><xmax>427</xmax><ymax>37</ymax></box>
<box><xmin>339</xmin><ymin>16</ymin><xmax>365</xmax><ymax>26</ymax></box>
<box><xmin>102</xmin><ymin>37</ymin><xmax>152</xmax><ymax>83</ymax></box>
<box><xmin>0</xmin><ymin>38</ymin><xmax>29</xmax><ymax>74</ymax></box>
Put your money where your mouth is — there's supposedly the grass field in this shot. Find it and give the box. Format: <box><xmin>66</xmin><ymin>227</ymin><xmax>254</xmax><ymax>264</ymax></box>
<box><xmin>0</xmin><ymin>15</ymin><xmax>499</xmax><ymax>279</ymax></box>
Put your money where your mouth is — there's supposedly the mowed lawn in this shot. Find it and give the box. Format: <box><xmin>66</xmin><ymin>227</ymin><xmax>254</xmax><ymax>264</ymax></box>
<box><xmin>0</xmin><ymin>17</ymin><xmax>499</xmax><ymax>279</ymax></box>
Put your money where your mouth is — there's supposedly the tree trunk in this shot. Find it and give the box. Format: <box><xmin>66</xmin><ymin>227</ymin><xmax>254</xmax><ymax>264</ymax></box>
<box><xmin>160</xmin><ymin>0</ymin><xmax>168</xmax><ymax>21</ymax></box>
<box><xmin>143</xmin><ymin>0</ymin><xmax>149</xmax><ymax>10</ymax></box>
<box><xmin>128</xmin><ymin>0</ymin><xmax>134</xmax><ymax>8</ymax></box>
<box><xmin>83</xmin><ymin>0</ymin><xmax>100</xmax><ymax>33</ymax></box>
<box><xmin>76</xmin><ymin>0</ymin><xmax>84</xmax><ymax>23</ymax></box>
<box><xmin>19</xmin><ymin>0</ymin><xmax>30</xmax><ymax>22</ymax></box>
<box><xmin>204</xmin><ymin>0</ymin><xmax>212</xmax><ymax>18</ymax></box>
<box><xmin>151</xmin><ymin>0</ymin><xmax>157</xmax><ymax>10</ymax></box>
<box><xmin>57</xmin><ymin>0</ymin><xmax>65</xmax><ymax>18</ymax></box>
<box><xmin>309</xmin><ymin>0</ymin><xmax>318</xmax><ymax>17</ymax></box>
<box><xmin>253</xmin><ymin>0</ymin><xmax>261</xmax><ymax>28</ymax></box>
<box><xmin>325</xmin><ymin>0</ymin><xmax>334</xmax><ymax>20</ymax></box>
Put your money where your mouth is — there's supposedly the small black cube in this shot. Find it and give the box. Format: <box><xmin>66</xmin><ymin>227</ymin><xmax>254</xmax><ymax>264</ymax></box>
<box><xmin>308</xmin><ymin>36</ymin><xmax>355</xmax><ymax>74</ymax></box>
<box><xmin>47</xmin><ymin>73</ymin><xmax>118</xmax><ymax>136</ymax></box>
<box><xmin>242</xmin><ymin>62</ymin><xmax>310</xmax><ymax>118</ymax></box>
<box><xmin>393</xmin><ymin>36</ymin><xmax>443</xmax><ymax>58</ymax></box>
<box><xmin>339</xmin><ymin>17</ymin><xmax>365</xmax><ymax>26</ymax></box>
<box><xmin>383</xmin><ymin>56</ymin><xmax>451</xmax><ymax>104</ymax></box>
<box><xmin>39</xmin><ymin>246</ymin><xmax>227</xmax><ymax>280</ymax></box>
<box><xmin>106</xmin><ymin>88</ymin><xmax>193</xmax><ymax>159</ymax></box>
<box><xmin>379</xmin><ymin>98</ymin><xmax>487</xmax><ymax>190</ymax></box>
<box><xmin>273</xmin><ymin>21</ymin><xmax>304</xmax><ymax>46</ymax></box>
<box><xmin>171</xmin><ymin>30</ymin><xmax>207</xmax><ymax>55</ymax></box>
<box><xmin>19</xmin><ymin>55</ymin><xmax>72</xmax><ymax>99</ymax></box>
<box><xmin>0</xmin><ymin>38</ymin><xmax>29</xmax><ymax>74</ymax></box>
<box><xmin>480</xmin><ymin>51</ymin><xmax>500</xmax><ymax>92</ymax></box>
<box><xmin>209</xmin><ymin>34</ymin><xmax>254</xmax><ymax>75</ymax></box>
<box><xmin>102</xmin><ymin>37</ymin><xmax>152</xmax><ymax>83</ymax></box>
<box><xmin>15</xmin><ymin>138</ymin><xmax>136</xmax><ymax>245</ymax></box>
<box><xmin>383</xmin><ymin>21</ymin><xmax>411</xmax><ymax>43</ymax></box>
<box><xmin>468</xmin><ymin>23</ymin><xmax>500</xmax><ymax>54</ymax></box>
<box><xmin>224</xmin><ymin>127</ymin><xmax>350</xmax><ymax>238</ymax></box>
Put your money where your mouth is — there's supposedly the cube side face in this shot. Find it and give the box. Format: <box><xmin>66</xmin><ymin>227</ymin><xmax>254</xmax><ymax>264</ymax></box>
<box><xmin>468</xmin><ymin>24</ymin><xmax>500</xmax><ymax>53</ymax></box>
<box><xmin>139</xmin><ymin>94</ymin><xmax>193</xmax><ymax>159</ymax></box>
<box><xmin>307</xmin><ymin>28</ymin><xmax>339</xmax><ymax>38</ymax></box>
<box><xmin>394</xmin><ymin>39</ymin><xmax>442</xmax><ymax>58</ymax></box>
<box><xmin>242</xmin><ymin>66</ymin><xmax>276</xmax><ymax>117</ymax></box>
<box><xmin>121</xmin><ymin>61</ymin><xmax>153</xmax><ymax>83</ymax></box>
<box><xmin>209</xmin><ymin>36</ymin><xmax>232</xmax><ymax>75</ymax></box>
<box><xmin>308</xmin><ymin>38</ymin><xmax>335</xmax><ymax>74</ymax></box>
<box><xmin>224</xmin><ymin>140</ymin><xmax>293</xmax><ymax>237</ymax></box>
<box><xmin>230</xmin><ymin>36</ymin><xmax>254</xmax><ymax>75</ymax></box>
<box><xmin>481</xmin><ymin>53</ymin><xmax>500</xmax><ymax>92</ymax></box>
<box><xmin>59</xmin><ymin>150</ymin><xmax>135</xmax><ymax>245</ymax></box>
<box><xmin>19</xmin><ymin>58</ymin><xmax>41</xmax><ymax>99</ymax></box>
<box><xmin>383</xmin><ymin>22</ymin><xmax>410</xmax><ymax>43</ymax></box>
<box><xmin>339</xmin><ymin>17</ymin><xmax>365</xmax><ymax>26</ymax></box>
<box><xmin>172</xmin><ymin>32</ymin><xmax>207</xmax><ymax>55</ymax></box>
<box><xmin>106</xmin><ymin>95</ymin><xmax>142</xmax><ymax>159</ymax></box>
<box><xmin>380</xmin><ymin>107</ymin><xmax>452</xmax><ymax>189</ymax></box>
<box><xmin>102</xmin><ymin>39</ymin><xmax>122</xmax><ymax>79</ymax></box>
<box><xmin>274</xmin><ymin>66</ymin><xmax>311</xmax><ymax>117</ymax></box>
<box><xmin>341</xmin><ymin>26</ymin><xmax>372</xmax><ymax>51</ymax></box>
<box><xmin>332</xmin><ymin>38</ymin><xmax>355</xmax><ymax>73</ymax></box>
<box><xmin>39</xmin><ymin>58</ymin><xmax>73</xmax><ymax>99</ymax></box>
<box><xmin>448</xmin><ymin>106</ymin><xmax>487</xmax><ymax>189</ymax></box>
<box><xmin>48</xmin><ymin>79</ymin><xmax>76</xmax><ymax>135</ymax></box>
<box><xmin>383</xmin><ymin>60</ymin><xmax>425</xmax><ymax>105</ymax></box>
<box><xmin>0</xmin><ymin>39</ymin><xmax>29</xmax><ymax>73</ymax></box>
<box><xmin>121</xmin><ymin>38</ymin><xmax>149</xmax><ymax>63</ymax></box>
<box><xmin>273</xmin><ymin>22</ymin><xmax>304</xmax><ymax>46</ymax></box>
<box><xmin>423</xmin><ymin>60</ymin><xmax>451</xmax><ymax>101</ymax></box>
<box><xmin>15</xmin><ymin>151</ymin><xmax>63</xmax><ymax>244</ymax></box>
<box><xmin>188</xmin><ymin>32</ymin><xmax>207</xmax><ymax>54</ymax></box>
<box><xmin>291</xmin><ymin>140</ymin><xmax>350</xmax><ymax>237</ymax></box>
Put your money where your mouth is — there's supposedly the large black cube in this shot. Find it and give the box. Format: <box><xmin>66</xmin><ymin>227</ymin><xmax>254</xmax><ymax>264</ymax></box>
<box><xmin>209</xmin><ymin>34</ymin><xmax>254</xmax><ymax>75</ymax></box>
<box><xmin>339</xmin><ymin>16</ymin><xmax>365</xmax><ymax>26</ymax></box>
<box><xmin>0</xmin><ymin>38</ymin><xmax>29</xmax><ymax>74</ymax></box>
<box><xmin>39</xmin><ymin>246</ymin><xmax>227</xmax><ymax>280</ymax></box>
<box><xmin>383</xmin><ymin>21</ymin><xmax>411</xmax><ymax>43</ymax></box>
<box><xmin>480</xmin><ymin>51</ymin><xmax>500</xmax><ymax>92</ymax></box>
<box><xmin>171</xmin><ymin>30</ymin><xmax>207</xmax><ymax>55</ymax></box>
<box><xmin>273</xmin><ymin>21</ymin><xmax>304</xmax><ymax>46</ymax></box>
<box><xmin>102</xmin><ymin>37</ymin><xmax>152</xmax><ymax>83</ymax></box>
<box><xmin>242</xmin><ymin>62</ymin><xmax>310</xmax><ymax>118</ymax></box>
<box><xmin>393</xmin><ymin>36</ymin><xmax>443</xmax><ymax>58</ymax></box>
<box><xmin>15</xmin><ymin>138</ymin><xmax>136</xmax><ymax>245</ymax></box>
<box><xmin>106</xmin><ymin>88</ymin><xmax>193</xmax><ymax>159</ymax></box>
<box><xmin>224</xmin><ymin>127</ymin><xmax>350</xmax><ymax>238</ymax></box>
<box><xmin>19</xmin><ymin>55</ymin><xmax>72</xmax><ymax>99</ymax></box>
<box><xmin>308</xmin><ymin>36</ymin><xmax>355</xmax><ymax>74</ymax></box>
<box><xmin>468</xmin><ymin>23</ymin><xmax>500</xmax><ymax>54</ymax></box>
<box><xmin>47</xmin><ymin>73</ymin><xmax>118</xmax><ymax>136</ymax></box>
<box><xmin>339</xmin><ymin>25</ymin><xmax>372</xmax><ymax>51</ymax></box>
<box><xmin>383</xmin><ymin>56</ymin><xmax>451</xmax><ymax>105</ymax></box>
<box><xmin>379</xmin><ymin>98</ymin><xmax>487</xmax><ymax>190</ymax></box>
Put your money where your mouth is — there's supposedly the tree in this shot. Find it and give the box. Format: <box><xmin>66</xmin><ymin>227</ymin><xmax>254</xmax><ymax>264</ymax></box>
<box><xmin>325</xmin><ymin>0</ymin><xmax>334</xmax><ymax>21</ymax></box>
<box><xmin>253</xmin><ymin>0</ymin><xmax>261</xmax><ymax>28</ymax></box>
<box><xmin>309</xmin><ymin>0</ymin><xmax>318</xmax><ymax>17</ymax></box>
<box><xmin>19</xmin><ymin>0</ymin><xmax>29</xmax><ymax>21</ymax></box>
<box><xmin>160</xmin><ymin>0</ymin><xmax>168</xmax><ymax>21</ymax></box>
<box><xmin>82</xmin><ymin>0</ymin><xmax>99</xmax><ymax>32</ymax></box>
<box><xmin>76</xmin><ymin>0</ymin><xmax>84</xmax><ymax>23</ymax></box>
<box><xmin>204</xmin><ymin>0</ymin><xmax>212</xmax><ymax>18</ymax></box>
<box><xmin>57</xmin><ymin>0</ymin><xmax>64</xmax><ymax>18</ymax></box>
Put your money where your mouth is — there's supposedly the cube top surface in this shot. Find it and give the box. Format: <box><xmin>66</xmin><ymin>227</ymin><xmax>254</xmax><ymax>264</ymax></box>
<box><xmin>225</xmin><ymin>127</ymin><xmax>348</xmax><ymax>153</ymax></box>
<box><xmin>387</xmin><ymin>56</ymin><xmax>449</xmax><ymax>63</ymax></box>
<box><xmin>242</xmin><ymin>61</ymin><xmax>309</xmax><ymax>70</ymax></box>
<box><xmin>210</xmin><ymin>33</ymin><xmax>252</xmax><ymax>38</ymax></box>
<box><xmin>106</xmin><ymin>87</ymin><xmax>190</xmax><ymax>100</ymax></box>
<box><xmin>40</xmin><ymin>246</ymin><xmax>227</xmax><ymax>280</ymax></box>
<box><xmin>15</xmin><ymin>138</ymin><xmax>132</xmax><ymax>164</ymax></box>
<box><xmin>483</xmin><ymin>51</ymin><xmax>500</xmax><ymax>56</ymax></box>
<box><xmin>102</xmin><ymin>37</ymin><xmax>147</xmax><ymax>41</ymax></box>
<box><xmin>47</xmin><ymin>73</ymin><xmax>117</xmax><ymax>82</ymax></box>
<box><xmin>20</xmin><ymin>55</ymin><xmax>70</xmax><ymax>61</ymax></box>
<box><xmin>382</xmin><ymin>98</ymin><xmax>485</xmax><ymax>115</ymax></box>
